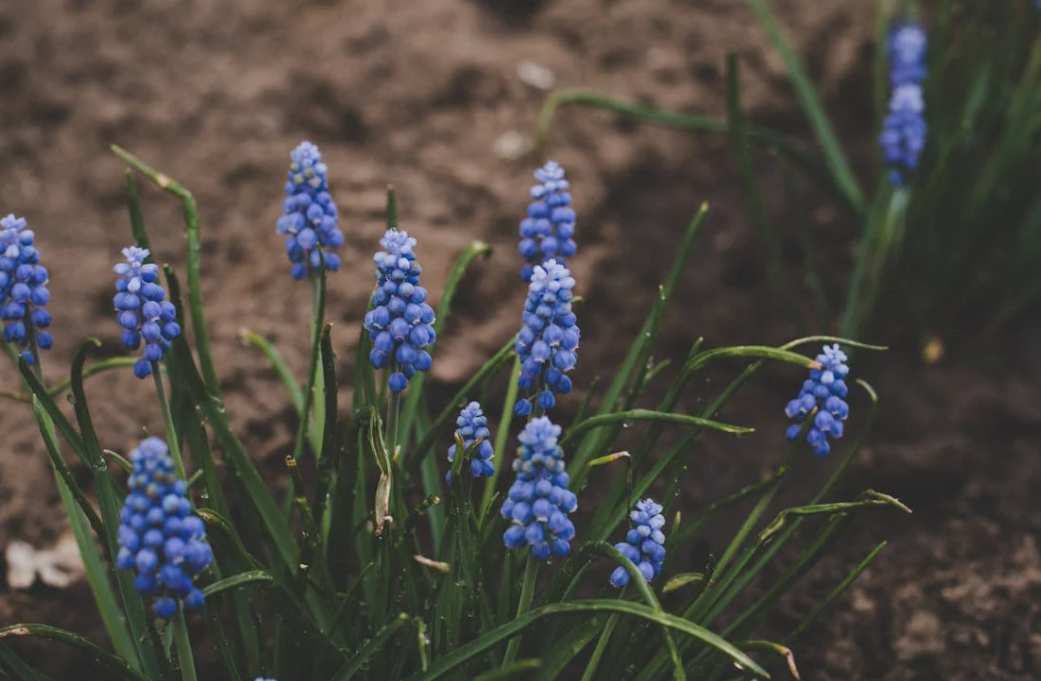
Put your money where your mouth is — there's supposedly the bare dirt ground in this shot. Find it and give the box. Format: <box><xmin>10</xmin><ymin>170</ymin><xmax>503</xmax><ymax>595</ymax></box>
<box><xmin>0</xmin><ymin>1</ymin><xmax>1038</xmax><ymax>679</ymax></box>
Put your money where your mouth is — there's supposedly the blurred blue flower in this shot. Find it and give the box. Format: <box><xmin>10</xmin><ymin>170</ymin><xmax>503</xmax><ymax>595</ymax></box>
<box><xmin>784</xmin><ymin>344</ymin><xmax>851</xmax><ymax>457</ymax></box>
<box><xmin>610</xmin><ymin>498</ymin><xmax>667</xmax><ymax>588</ymax></box>
<box><xmin>115</xmin><ymin>437</ymin><xmax>212</xmax><ymax>619</ymax></box>
<box><xmin>501</xmin><ymin>417</ymin><xmax>578</xmax><ymax>559</ymax></box>
<box><xmin>446</xmin><ymin>401</ymin><xmax>494</xmax><ymax>484</ymax></box>
<box><xmin>519</xmin><ymin>161</ymin><xmax>576</xmax><ymax>282</ymax></box>
<box><xmin>514</xmin><ymin>259</ymin><xmax>580</xmax><ymax>415</ymax></box>
<box><xmin>363</xmin><ymin>229</ymin><xmax>436</xmax><ymax>392</ymax></box>
<box><xmin>276</xmin><ymin>141</ymin><xmax>343</xmax><ymax>281</ymax></box>
<box><xmin>880</xmin><ymin>21</ymin><xmax>927</xmax><ymax>185</ymax></box>
<box><xmin>113</xmin><ymin>247</ymin><xmax>180</xmax><ymax>379</ymax></box>
<box><xmin>0</xmin><ymin>215</ymin><xmax>53</xmax><ymax>364</ymax></box>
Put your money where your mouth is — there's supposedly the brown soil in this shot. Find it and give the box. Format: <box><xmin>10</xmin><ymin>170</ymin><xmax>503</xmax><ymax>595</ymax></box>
<box><xmin>1</xmin><ymin>1</ymin><xmax>1038</xmax><ymax>680</ymax></box>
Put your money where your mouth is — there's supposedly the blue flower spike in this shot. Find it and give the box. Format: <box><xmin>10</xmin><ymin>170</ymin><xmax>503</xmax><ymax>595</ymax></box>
<box><xmin>113</xmin><ymin>247</ymin><xmax>180</xmax><ymax>379</ymax></box>
<box><xmin>879</xmin><ymin>20</ymin><xmax>927</xmax><ymax>186</ymax></box>
<box><xmin>115</xmin><ymin>437</ymin><xmax>213</xmax><ymax>619</ymax></box>
<box><xmin>501</xmin><ymin>417</ymin><xmax>578</xmax><ymax>560</ymax></box>
<box><xmin>519</xmin><ymin>161</ymin><xmax>576</xmax><ymax>282</ymax></box>
<box><xmin>610</xmin><ymin>498</ymin><xmax>667</xmax><ymax>588</ymax></box>
<box><xmin>446</xmin><ymin>401</ymin><xmax>495</xmax><ymax>484</ymax></box>
<box><xmin>784</xmin><ymin>344</ymin><xmax>851</xmax><ymax>457</ymax></box>
<box><xmin>363</xmin><ymin>229</ymin><xmax>436</xmax><ymax>392</ymax></box>
<box><xmin>514</xmin><ymin>259</ymin><xmax>580</xmax><ymax>416</ymax></box>
<box><xmin>276</xmin><ymin>141</ymin><xmax>343</xmax><ymax>281</ymax></box>
<box><xmin>0</xmin><ymin>214</ymin><xmax>53</xmax><ymax>365</ymax></box>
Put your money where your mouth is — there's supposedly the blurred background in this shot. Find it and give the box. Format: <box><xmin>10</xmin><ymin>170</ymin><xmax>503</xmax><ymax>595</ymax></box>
<box><xmin>0</xmin><ymin>1</ymin><xmax>1039</xmax><ymax>679</ymax></box>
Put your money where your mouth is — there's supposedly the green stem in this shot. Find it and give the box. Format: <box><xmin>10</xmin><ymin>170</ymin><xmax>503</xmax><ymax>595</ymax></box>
<box><xmin>172</xmin><ymin>611</ymin><xmax>198</xmax><ymax>681</ymax></box>
<box><xmin>153</xmin><ymin>364</ymin><xmax>186</xmax><ymax>480</ymax></box>
<box><xmin>387</xmin><ymin>390</ymin><xmax>403</xmax><ymax>452</ymax></box>
<box><xmin>503</xmin><ymin>556</ymin><xmax>538</xmax><ymax>665</ymax></box>
<box><xmin>480</xmin><ymin>356</ymin><xmax>521</xmax><ymax>519</ymax></box>
<box><xmin>308</xmin><ymin>271</ymin><xmax>325</xmax><ymax>456</ymax></box>
<box><xmin>580</xmin><ymin>608</ymin><xmax>622</xmax><ymax>681</ymax></box>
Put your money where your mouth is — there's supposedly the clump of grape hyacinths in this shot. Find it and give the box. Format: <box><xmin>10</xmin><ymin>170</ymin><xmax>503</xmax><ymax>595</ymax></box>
<box><xmin>514</xmin><ymin>259</ymin><xmax>579</xmax><ymax>416</ymax></box>
<box><xmin>518</xmin><ymin>161</ymin><xmax>576</xmax><ymax>282</ymax></box>
<box><xmin>0</xmin><ymin>215</ymin><xmax>52</xmax><ymax>364</ymax></box>
<box><xmin>879</xmin><ymin>19</ymin><xmax>927</xmax><ymax>185</ymax></box>
<box><xmin>445</xmin><ymin>401</ymin><xmax>494</xmax><ymax>484</ymax></box>
<box><xmin>114</xmin><ymin>246</ymin><xmax>180</xmax><ymax>379</ymax></box>
<box><xmin>785</xmin><ymin>344</ymin><xmax>851</xmax><ymax>457</ymax></box>
<box><xmin>501</xmin><ymin>417</ymin><xmax>578</xmax><ymax>559</ymax></box>
<box><xmin>610</xmin><ymin>498</ymin><xmax>667</xmax><ymax>588</ymax></box>
<box><xmin>115</xmin><ymin>437</ymin><xmax>213</xmax><ymax>619</ymax></box>
<box><xmin>276</xmin><ymin>141</ymin><xmax>344</xmax><ymax>281</ymax></box>
<box><xmin>364</xmin><ymin>229</ymin><xmax>436</xmax><ymax>392</ymax></box>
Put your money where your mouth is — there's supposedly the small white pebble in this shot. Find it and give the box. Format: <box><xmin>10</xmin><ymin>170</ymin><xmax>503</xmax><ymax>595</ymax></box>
<box><xmin>517</xmin><ymin>60</ymin><xmax>556</xmax><ymax>90</ymax></box>
<box><xmin>493</xmin><ymin>130</ymin><xmax>529</xmax><ymax>160</ymax></box>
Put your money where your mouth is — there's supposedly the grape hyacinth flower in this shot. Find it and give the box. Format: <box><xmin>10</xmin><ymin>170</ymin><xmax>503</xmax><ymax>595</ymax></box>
<box><xmin>879</xmin><ymin>20</ymin><xmax>927</xmax><ymax>185</ymax></box>
<box><xmin>501</xmin><ymin>417</ymin><xmax>578</xmax><ymax>559</ymax></box>
<box><xmin>518</xmin><ymin>161</ymin><xmax>576</xmax><ymax>282</ymax></box>
<box><xmin>115</xmin><ymin>437</ymin><xmax>213</xmax><ymax>619</ymax></box>
<box><xmin>114</xmin><ymin>247</ymin><xmax>180</xmax><ymax>379</ymax></box>
<box><xmin>784</xmin><ymin>344</ymin><xmax>851</xmax><ymax>457</ymax></box>
<box><xmin>0</xmin><ymin>215</ymin><xmax>53</xmax><ymax>364</ymax></box>
<box><xmin>610</xmin><ymin>498</ymin><xmax>667</xmax><ymax>588</ymax></box>
<box><xmin>445</xmin><ymin>401</ymin><xmax>495</xmax><ymax>484</ymax></box>
<box><xmin>514</xmin><ymin>259</ymin><xmax>579</xmax><ymax>416</ymax></box>
<box><xmin>363</xmin><ymin>229</ymin><xmax>436</xmax><ymax>392</ymax></box>
<box><xmin>276</xmin><ymin>141</ymin><xmax>344</xmax><ymax>281</ymax></box>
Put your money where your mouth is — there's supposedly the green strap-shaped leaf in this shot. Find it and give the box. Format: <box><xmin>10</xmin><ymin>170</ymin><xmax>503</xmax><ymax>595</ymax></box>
<box><xmin>0</xmin><ymin>625</ymin><xmax>150</xmax><ymax>681</ymax></box>
<box><xmin>405</xmin><ymin>600</ymin><xmax>766</xmax><ymax>681</ymax></box>
<box><xmin>562</xmin><ymin>409</ymin><xmax>752</xmax><ymax>448</ymax></box>
<box><xmin>742</xmin><ymin>0</ymin><xmax>864</xmax><ymax>214</ymax></box>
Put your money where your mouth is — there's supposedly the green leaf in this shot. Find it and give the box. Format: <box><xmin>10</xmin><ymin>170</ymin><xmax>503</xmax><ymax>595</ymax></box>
<box><xmin>169</xmin><ymin>327</ymin><xmax>299</xmax><ymax>572</ymax></box>
<box><xmin>475</xmin><ymin>659</ymin><xmax>542</xmax><ymax>681</ymax></box>
<box><xmin>30</xmin><ymin>400</ymin><xmax>137</xmax><ymax>667</ymax></box>
<box><xmin>0</xmin><ymin>625</ymin><xmax>150</xmax><ymax>681</ymax></box>
<box><xmin>571</xmin><ymin>204</ymin><xmax>709</xmax><ymax>486</ymax></box>
<box><xmin>203</xmin><ymin>571</ymin><xmax>276</xmax><ymax>599</ymax></box>
<box><xmin>663</xmin><ymin>573</ymin><xmax>706</xmax><ymax>595</ymax></box>
<box><xmin>0</xmin><ymin>643</ymin><xmax>59</xmax><ymax>681</ymax></box>
<box><xmin>65</xmin><ymin>341</ymin><xmax>164</xmax><ymax>675</ymax></box>
<box><xmin>563</xmin><ymin>409</ymin><xmax>752</xmax><ymax>449</ymax></box>
<box><xmin>240</xmin><ymin>331</ymin><xmax>304</xmax><ymax>414</ymax></box>
<box><xmin>330</xmin><ymin>613</ymin><xmax>410</xmax><ymax>681</ymax></box>
<box><xmin>111</xmin><ymin>145</ymin><xmax>220</xmax><ymax>394</ymax></box>
<box><xmin>742</xmin><ymin>0</ymin><xmax>864</xmax><ymax>214</ymax></box>
<box><xmin>406</xmin><ymin>600</ymin><xmax>766</xmax><ymax>681</ymax></box>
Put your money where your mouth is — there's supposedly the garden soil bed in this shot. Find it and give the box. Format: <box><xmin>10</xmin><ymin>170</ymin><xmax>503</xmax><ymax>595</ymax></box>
<box><xmin>0</xmin><ymin>1</ymin><xmax>1038</xmax><ymax>679</ymax></box>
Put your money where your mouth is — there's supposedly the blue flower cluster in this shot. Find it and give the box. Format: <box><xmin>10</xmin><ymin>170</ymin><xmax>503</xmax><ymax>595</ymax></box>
<box><xmin>276</xmin><ymin>141</ymin><xmax>344</xmax><ymax>281</ymax></box>
<box><xmin>114</xmin><ymin>247</ymin><xmax>181</xmax><ymax>379</ymax></box>
<box><xmin>879</xmin><ymin>21</ymin><xmax>927</xmax><ymax>185</ymax></box>
<box><xmin>364</xmin><ymin>229</ymin><xmax>436</xmax><ymax>392</ymax></box>
<box><xmin>0</xmin><ymin>215</ymin><xmax>52</xmax><ymax>364</ymax></box>
<box><xmin>446</xmin><ymin>401</ymin><xmax>494</xmax><ymax>484</ymax></box>
<box><xmin>610</xmin><ymin>498</ymin><xmax>667</xmax><ymax>588</ymax></box>
<box><xmin>785</xmin><ymin>344</ymin><xmax>851</xmax><ymax>457</ymax></box>
<box><xmin>515</xmin><ymin>259</ymin><xmax>580</xmax><ymax>416</ymax></box>
<box><xmin>518</xmin><ymin>161</ymin><xmax>576</xmax><ymax>282</ymax></box>
<box><xmin>115</xmin><ymin>437</ymin><xmax>213</xmax><ymax>619</ymax></box>
<box><xmin>501</xmin><ymin>417</ymin><xmax>577</xmax><ymax>559</ymax></box>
